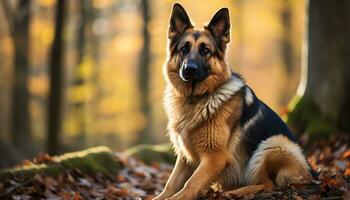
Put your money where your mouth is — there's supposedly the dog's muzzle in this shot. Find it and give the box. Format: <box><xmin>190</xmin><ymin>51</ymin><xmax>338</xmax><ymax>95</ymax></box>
<box><xmin>179</xmin><ymin>60</ymin><xmax>207</xmax><ymax>82</ymax></box>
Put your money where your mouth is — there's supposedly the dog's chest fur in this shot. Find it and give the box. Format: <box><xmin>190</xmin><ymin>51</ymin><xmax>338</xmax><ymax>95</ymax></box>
<box><xmin>164</xmin><ymin>77</ymin><xmax>245</xmax><ymax>163</ymax></box>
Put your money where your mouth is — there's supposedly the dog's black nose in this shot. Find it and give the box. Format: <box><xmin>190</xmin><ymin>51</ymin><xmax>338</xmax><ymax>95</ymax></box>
<box><xmin>180</xmin><ymin>60</ymin><xmax>207</xmax><ymax>82</ymax></box>
<box><xmin>184</xmin><ymin>63</ymin><xmax>198</xmax><ymax>75</ymax></box>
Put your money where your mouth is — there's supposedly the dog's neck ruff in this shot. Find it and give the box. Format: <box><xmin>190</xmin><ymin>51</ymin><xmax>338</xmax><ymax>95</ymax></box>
<box><xmin>187</xmin><ymin>75</ymin><xmax>245</xmax><ymax>104</ymax></box>
<box><xmin>164</xmin><ymin>75</ymin><xmax>245</xmax><ymax>132</ymax></box>
<box><xmin>201</xmin><ymin>75</ymin><xmax>244</xmax><ymax>117</ymax></box>
<box><xmin>216</xmin><ymin>75</ymin><xmax>245</xmax><ymax>98</ymax></box>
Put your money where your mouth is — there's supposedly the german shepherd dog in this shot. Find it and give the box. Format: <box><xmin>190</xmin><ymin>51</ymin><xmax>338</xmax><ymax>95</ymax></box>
<box><xmin>154</xmin><ymin>4</ymin><xmax>313</xmax><ymax>200</ymax></box>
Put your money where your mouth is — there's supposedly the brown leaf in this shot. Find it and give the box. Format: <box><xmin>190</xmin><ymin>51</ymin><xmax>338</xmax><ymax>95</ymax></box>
<box><xmin>333</xmin><ymin>173</ymin><xmax>348</xmax><ymax>190</ymax></box>
<box><xmin>343</xmin><ymin>190</ymin><xmax>350</xmax><ymax>199</ymax></box>
<box><xmin>58</xmin><ymin>191</ymin><xmax>71</xmax><ymax>200</ymax></box>
<box><xmin>133</xmin><ymin>171</ymin><xmax>146</xmax><ymax>178</ymax></box>
<box><xmin>34</xmin><ymin>153</ymin><xmax>53</xmax><ymax>164</ymax></box>
<box><xmin>34</xmin><ymin>174</ymin><xmax>44</xmax><ymax>183</ymax></box>
<box><xmin>342</xmin><ymin>149</ymin><xmax>350</xmax><ymax>159</ymax></box>
<box><xmin>67</xmin><ymin>173</ymin><xmax>75</xmax><ymax>183</ymax></box>
<box><xmin>73</xmin><ymin>192</ymin><xmax>83</xmax><ymax>200</ymax></box>
<box><xmin>57</xmin><ymin>174</ymin><xmax>64</xmax><ymax>183</ymax></box>
<box><xmin>43</xmin><ymin>176</ymin><xmax>58</xmax><ymax>189</ymax></box>
<box><xmin>20</xmin><ymin>159</ymin><xmax>34</xmax><ymax>167</ymax></box>
<box><xmin>115</xmin><ymin>188</ymin><xmax>129</xmax><ymax>197</ymax></box>
<box><xmin>292</xmin><ymin>195</ymin><xmax>303</xmax><ymax>200</ymax></box>
<box><xmin>116</xmin><ymin>175</ymin><xmax>126</xmax><ymax>182</ymax></box>
<box><xmin>106</xmin><ymin>185</ymin><xmax>129</xmax><ymax>198</ymax></box>
<box><xmin>307</xmin><ymin>194</ymin><xmax>322</xmax><ymax>200</ymax></box>
<box><xmin>12</xmin><ymin>195</ymin><xmax>31</xmax><ymax>200</ymax></box>
<box><xmin>145</xmin><ymin>195</ymin><xmax>155</xmax><ymax>200</ymax></box>
<box><xmin>151</xmin><ymin>162</ymin><xmax>161</xmax><ymax>170</ymax></box>
<box><xmin>344</xmin><ymin>168</ymin><xmax>350</xmax><ymax>176</ymax></box>
<box><xmin>44</xmin><ymin>188</ymin><xmax>60</xmax><ymax>199</ymax></box>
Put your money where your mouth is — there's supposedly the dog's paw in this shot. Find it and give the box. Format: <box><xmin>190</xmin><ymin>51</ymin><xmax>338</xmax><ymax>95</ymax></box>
<box><xmin>152</xmin><ymin>196</ymin><xmax>166</xmax><ymax>200</ymax></box>
<box><xmin>225</xmin><ymin>185</ymin><xmax>264</xmax><ymax>200</ymax></box>
<box><xmin>166</xmin><ymin>190</ymin><xmax>196</xmax><ymax>200</ymax></box>
<box><xmin>225</xmin><ymin>191</ymin><xmax>255</xmax><ymax>200</ymax></box>
<box><xmin>153</xmin><ymin>190</ymin><xmax>174</xmax><ymax>200</ymax></box>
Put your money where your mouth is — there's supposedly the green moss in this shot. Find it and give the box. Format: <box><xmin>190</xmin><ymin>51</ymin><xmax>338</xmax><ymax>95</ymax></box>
<box><xmin>0</xmin><ymin>146</ymin><xmax>123</xmax><ymax>181</ymax></box>
<box><xmin>287</xmin><ymin>96</ymin><xmax>336</xmax><ymax>138</ymax></box>
<box><xmin>307</xmin><ymin>119</ymin><xmax>336</xmax><ymax>139</ymax></box>
<box><xmin>125</xmin><ymin>143</ymin><xmax>175</xmax><ymax>165</ymax></box>
<box><xmin>56</xmin><ymin>146</ymin><xmax>123</xmax><ymax>176</ymax></box>
<box><xmin>288</xmin><ymin>96</ymin><xmax>317</xmax><ymax>131</ymax></box>
<box><xmin>0</xmin><ymin>163</ymin><xmax>64</xmax><ymax>181</ymax></box>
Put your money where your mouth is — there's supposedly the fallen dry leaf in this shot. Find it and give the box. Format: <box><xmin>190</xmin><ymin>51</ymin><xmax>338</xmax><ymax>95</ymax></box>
<box><xmin>344</xmin><ymin>168</ymin><xmax>350</xmax><ymax>176</ymax></box>
<box><xmin>292</xmin><ymin>194</ymin><xmax>303</xmax><ymax>200</ymax></box>
<box><xmin>342</xmin><ymin>149</ymin><xmax>350</xmax><ymax>159</ymax></box>
<box><xmin>0</xmin><ymin>134</ymin><xmax>349</xmax><ymax>200</ymax></box>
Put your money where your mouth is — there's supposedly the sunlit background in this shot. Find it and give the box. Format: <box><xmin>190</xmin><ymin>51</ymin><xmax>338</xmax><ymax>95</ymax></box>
<box><xmin>0</xmin><ymin>0</ymin><xmax>306</xmax><ymax>167</ymax></box>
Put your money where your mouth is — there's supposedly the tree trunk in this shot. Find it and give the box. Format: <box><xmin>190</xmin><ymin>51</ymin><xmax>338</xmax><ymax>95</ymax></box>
<box><xmin>47</xmin><ymin>0</ymin><xmax>67</xmax><ymax>155</ymax></box>
<box><xmin>137</xmin><ymin>0</ymin><xmax>152</xmax><ymax>144</ymax></box>
<box><xmin>281</xmin><ymin>0</ymin><xmax>293</xmax><ymax>74</ymax></box>
<box><xmin>0</xmin><ymin>0</ymin><xmax>32</xmax><ymax>146</ymax></box>
<box><xmin>288</xmin><ymin>0</ymin><xmax>350</xmax><ymax>138</ymax></box>
<box><xmin>73</xmin><ymin>0</ymin><xmax>88</xmax><ymax>147</ymax></box>
<box><xmin>280</xmin><ymin>0</ymin><xmax>295</xmax><ymax>105</ymax></box>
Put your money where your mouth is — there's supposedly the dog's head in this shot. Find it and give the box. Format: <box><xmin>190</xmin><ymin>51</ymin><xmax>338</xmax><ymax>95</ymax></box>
<box><xmin>165</xmin><ymin>3</ymin><xmax>232</xmax><ymax>97</ymax></box>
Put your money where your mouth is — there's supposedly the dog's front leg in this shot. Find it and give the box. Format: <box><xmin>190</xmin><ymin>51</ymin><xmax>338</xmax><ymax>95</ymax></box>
<box><xmin>167</xmin><ymin>153</ymin><xmax>227</xmax><ymax>200</ymax></box>
<box><xmin>153</xmin><ymin>156</ymin><xmax>193</xmax><ymax>200</ymax></box>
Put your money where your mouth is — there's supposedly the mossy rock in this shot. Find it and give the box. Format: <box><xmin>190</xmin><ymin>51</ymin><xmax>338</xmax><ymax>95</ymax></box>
<box><xmin>287</xmin><ymin>96</ymin><xmax>336</xmax><ymax>139</ymax></box>
<box><xmin>125</xmin><ymin>143</ymin><xmax>176</xmax><ymax>165</ymax></box>
<box><xmin>0</xmin><ymin>146</ymin><xmax>123</xmax><ymax>181</ymax></box>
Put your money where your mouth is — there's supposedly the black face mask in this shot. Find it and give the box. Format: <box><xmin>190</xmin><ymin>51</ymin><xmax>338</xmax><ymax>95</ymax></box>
<box><xmin>179</xmin><ymin>58</ymin><xmax>209</xmax><ymax>83</ymax></box>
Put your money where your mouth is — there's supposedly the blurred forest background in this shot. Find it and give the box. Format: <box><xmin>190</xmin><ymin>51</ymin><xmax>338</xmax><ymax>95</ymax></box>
<box><xmin>0</xmin><ymin>0</ymin><xmax>320</xmax><ymax>168</ymax></box>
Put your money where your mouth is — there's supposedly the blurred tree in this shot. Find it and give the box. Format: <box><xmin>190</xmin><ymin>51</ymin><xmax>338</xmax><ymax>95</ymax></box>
<box><xmin>77</xmin><ymin>1</ymin><xmax>87</xmax><ymax>70</ymax></box>
<box><xmin>280</xmin><ymin>0</ymin><xmax>294</xmax><ymax>105</ymax></box>
<box><xmin>0</xmin><ymin>0</ymin><xmax>32</xmax><ymax>146</ymax></box>
<box><xmin>137</xmin><ymin>0</ymin><xmax>152</xmax><ymax>144</ymax></box>
<box><xmin>88</xmin><ymin>1</ymin><xmax>101</xmax><ymax>137</ymax></box>
<box><xmin>281</xmin><ymin>0</ymin><xmax>293</xmax><ymax>74</ymax></box>
<box><xmin>73</xmin><ymin>0</ymin><xmax>88</xmax><ymax>147</ymax></box>
<box><xmin>288</xmin><ymin>0</ymin><xmax>350</xmax><ymax>138</ymax></box>
<box><xmin>47</xmin><ymin>0</ymin><xmax>67</xmax><ymax>155</ymax></box>
<box><xmin>233</xmin><ymin>0</ymin><xmax>244</xmax><ymax>71</ymax></box>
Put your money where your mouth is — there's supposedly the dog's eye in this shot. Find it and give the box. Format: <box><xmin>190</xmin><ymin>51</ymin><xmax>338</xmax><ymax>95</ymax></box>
<box><xmin>179</xmin><ymin>43</ymin><xmax>190</xmax><ymax>55</ymax></box>
<box><xmin>200</xmin><ymin>46</ymin><xmax>211</xmax><ymax>56</ymax></box>
<box><xmin>199</xmin><ymin>43</ymin><xmax>211</xmax><ymax>56</ymax></box>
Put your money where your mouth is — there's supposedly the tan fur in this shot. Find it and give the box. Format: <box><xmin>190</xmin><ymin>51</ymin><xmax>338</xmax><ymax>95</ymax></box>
<box><xmin>165</xmin><ymin>29</ymin><xmax>230</xmax><ymax>97</ymax></box>
<box><xmin>244</xmin><ymin>135</ymin><xmax>311</xmax><ymax>186</ymax></box>
<box><xmin>224</xmin><ymin>136</ymin><xmax>311</xmax><ymax>198</ymax></box>
<box><xmin>225</xmin><ymin>183</ymin><xmax>273</xmax><ymax>199</ymax></box>
<box><xmin>154</xmin><ymin>6</ymin><xmax>311</xmax><ymax>200</ymax></box>
<box><xmin>156</xmin><ymin>30</ymin><xmax>244</xmax><ymax>200</ymax></box>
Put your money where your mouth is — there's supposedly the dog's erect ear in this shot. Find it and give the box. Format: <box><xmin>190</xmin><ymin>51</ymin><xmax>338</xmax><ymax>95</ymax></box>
<box><xmin>169</xmin><ymin>3</ymin><xmax>193</xmax><ymax>40</ymax></box>
<box><xmin>206</xmin><ymin>8</ymin><xmax>230</xmax><ymax>44</ymax></box>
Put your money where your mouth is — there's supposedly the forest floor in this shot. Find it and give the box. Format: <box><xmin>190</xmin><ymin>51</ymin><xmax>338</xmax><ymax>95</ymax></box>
<box><xmin>0</xmin><ymin>135</ymin><xmax>349</xmax><ymax>200</ymax></box>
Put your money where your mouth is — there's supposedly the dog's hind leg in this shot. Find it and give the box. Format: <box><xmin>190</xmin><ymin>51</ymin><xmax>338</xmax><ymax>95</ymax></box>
<box><xmin>225</xmin><ymin>135</ymin><xmax>311</xmax><ymax>198</ymax></box>
<box><xmin>244</xmin><ymin>135</ymin><xmax>311</xmax><ymax>186</ymax></box>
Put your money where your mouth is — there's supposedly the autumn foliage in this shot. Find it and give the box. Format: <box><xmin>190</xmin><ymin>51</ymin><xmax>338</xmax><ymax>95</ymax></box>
<box><xmin>0</xmin><ymin>135</ymin><xmax>349</xmax><ymax>199</ymax></box>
